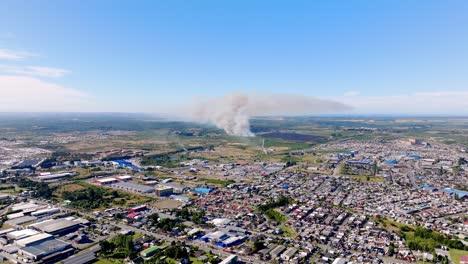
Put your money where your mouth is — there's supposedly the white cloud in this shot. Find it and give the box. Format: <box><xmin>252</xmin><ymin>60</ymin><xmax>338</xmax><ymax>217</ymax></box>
<box><xmin>337</xmin><ymin>91</ymin><xmax>468</xmax><ymax>115</ymax></box>
<box><xmin>0</xmin><ymin>49</ymin><xmax>33</xmax><ymax>60</ymax></box>
<box><xmin>343</xmin><ymin>90</ymin><xmax>361</xmax><ymax>97</ymax></box>
<box><xmin>0</xmin><ymin>65</ymin><xmax>69</xmax><ymax>77</ymax></box>
<box><xmin>0</xmin><ymin>75</ymin><xmax>92</xmax><ymax>112</ymax></box>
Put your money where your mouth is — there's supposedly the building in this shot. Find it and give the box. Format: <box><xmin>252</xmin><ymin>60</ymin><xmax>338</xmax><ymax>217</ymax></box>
<box><xmin>281</xmin><ymin>247</ymin><xmax>297</xmax><ymax>261</ymax></box>
<box><xmin>30</xmin><ymin>218</ymin><xmax>81</xmax><ymax>236</ymax></box>
<box><xmin>61</xmin><ymin>251</ymin><xmax>96</xmax><ymax>264</ymax></box>
<box><xmin>116</xmin><ymin>175</ymin><xmax>132</xmax><ymax>181</ymax></box>
<box><xmin>270</xmin><ymin>245</ymin><xmax>286</xmax><ymax>259</ymax></box>
<box><xmin>37</xmin><ymin>171</ymin><xmax>75</xmax><ymax>181</ymax></box>
<box><xmin>7</xmin><ymin>229</ymin><xmax>40</xmax><ymax>240</ymax></box>
<box><xmin>15</xmin><ymin>233</ymin><xmax>53</xmax><ymax>247</ymax></box>
<box><xmin>94</xmin><ymin>177</ymin><xmax>118</xmax><ymax>185</ymax></box>
<box><xmin>31</xmin><ymin>208</ymin><xmax>60</xmax><ymax>217</ymax></box>
<box><xmin>155</xmin><ymin>186</ymin><xmax>173</xmax><ymax>197</ymax></box>
<box><xmin>199</xmin><ymin>231</ymin><xmax>228</xmax><ymax>242</ymax></box>
<box><xmin>215</xmin><ymin>236</ymin><xmax>245</xmax><ymax>248</ymax></box>
<box><xmin>141</xmin><ymin>246</ymin><xmax>161</xmax><ymax>257</ymax></box>
<box><xmin>158</xmin><ymin>183</ymin><xmax>187</xmax><ymax>194</ymax></box>
<box><xmin>18</xmin><ymin>237</ymin><xmax>72</xmax><ymax>262</ymax></box>
<box><xmin>128</xmin><ymin>205</ymin><xmax>147</xmax><ymax>213</ymax></box>
<box><xmin>194</xmin><ymin>187</ymin><xmax>213</xmax><ymax>194</ymax></box>
<box><xmin>111</xmin><ymin>182</ymin><xmax>154</xmax><ymax>193</ymax></box>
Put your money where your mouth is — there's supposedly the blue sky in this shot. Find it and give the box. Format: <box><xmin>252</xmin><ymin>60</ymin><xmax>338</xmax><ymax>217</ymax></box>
<box><xmin>0</xmin><ymin>0</ymin><xmax>467</xmax><ymax>114</ymax></box>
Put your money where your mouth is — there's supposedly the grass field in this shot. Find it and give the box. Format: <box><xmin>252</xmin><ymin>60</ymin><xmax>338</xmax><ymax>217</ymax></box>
<box><xmin>347</xmin><ymin>175</ymin><xmax>385</xmax><ymax>182</ymax></box>
<box><xmin>95</xmin><ymin>258</ymin><xmax>122</xmax><ymax>264</ymax></box>
<box><xmin>450</xmin><ymin>249</ymin><xmax>468</xmax><ymax>264</ymax></box>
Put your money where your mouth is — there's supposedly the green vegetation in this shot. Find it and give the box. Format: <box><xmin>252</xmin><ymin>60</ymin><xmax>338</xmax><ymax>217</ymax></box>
<box><xmin>151</xmin><ymin>217</ymin><xmax>186</xmax><ymax>232</ymax></box>
<box><xmin>401</xmin><ymin>226</ymin><xmax>468</xmax><ymax>252</ymax></box>
<box><xmin>141</xmin><ymin>147</ymin><xmax>205</xmax><ymax>167</ymax></box>
<box><xmin>17</xmin><ymin>179</ymin><xmax>55</xmax><ymax>199</ymax></box>
<box><xmin>174</xmin><ymin>208</ymin><xmax>206</xmax><ymax>224</ymax></box>
<box><xmin>264</xmin><ymin>209</ymin><xmax>287</xmax><ymax>223</ymax></box>
<box><xmin>99</xmin><ymin>234</ymin><xmax>137</xmax><ymax>259</ymax></box>
<box><xmin>59</xmin><ymin>183</ymin><xmax>151</xmax><ymax>209</ymax></box>
<box><xmin>258</xmin><ymin>195</ymin><xmax>292</xmax><ymax>212</ymax></box>
<box><xmin>144</xmin><ymin>245</ymin><xmax>191</xmax><ymax>264</ymax></box>
<box><xmin>198</xmin><ymin>178</ymin><xmax>234</xmax><ymax>187</ymax></box>
<box><xmin>257</xmin><ymin>196</ymin><xmax>291</xmax><ymax>223</ymax></box>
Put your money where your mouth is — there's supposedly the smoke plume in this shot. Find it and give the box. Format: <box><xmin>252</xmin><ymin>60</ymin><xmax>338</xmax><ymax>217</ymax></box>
<box><xmin>185</xmin><ymin>93</ymin><xmax>351</xmax><ymax>137</ymax></box>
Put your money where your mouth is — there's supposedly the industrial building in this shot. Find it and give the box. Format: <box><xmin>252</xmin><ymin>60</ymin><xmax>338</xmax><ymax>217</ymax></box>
<box><xmin>31</xmin><ymin>208</ymin><xmax>60</xmax><ymax>217</ymax></box>
<box><xmin>281</xmin><ymin>247</ymin><xmax>298</xmax><ymax>261</ymax></box>
<box><xmin>7</xmin><ymin>229</ymin><xmax>40</xmax><ymax>240</ymax></box>
<box><xmin>215</xmin><ymin>236</ymin><xmax>245</xmax><ymax>248</ymax></box>
<box><xmin>61</xmin><ymin>251</ymin><xmax>96</xmax><ymax>264</ymax></box>
<box><xmin>94</xmin><ymin>177</ymin><xmax>119</xmax><ymax>185</ymax></box>
<box><xmin>141</xmin><ymin>245</ymin><xmax>161</xmax><ymax>257</ymax></box>
<box><xmin>155</xmin><ymin>186</ymin><xmax>173</xmax><ymax>196</ymax></box>
<box><xmin>194</xmin><ymin>187</ymin><xmax>213</xmax><ymax>194</ymax></box>
<box><xmin>36</xmin><ymin>171</ymin><xmax>76</xmax><ymax>181</ymax></box>
<box><xmin>116</xmin><ymin>175</ymin><xmax>132</xmax><ymax>181</ymax></box>
<box><xmin>18</xmin><ymin>237</ymin><xmax>73</xmax><ymax>262</ymax></box>
<box><xmin>111</xmin><ymin>182</ymin><xmax>154</xmax><ymax>193</ymax></box>
<box><xmin>128</xmin><ymin>205</ymin><xmax>147</xmax><ymax>213</ymax></box>
<box><xmin>199</xmin><ymin>231</ymin><xmax>228</xmax><ymax>242</ymax></box>
<box><xmin>158</xmin><ymin>183</ymin><xmax>187</xmax><ymax>194</ymax></box>
<box><xmin>30</xmin><ymin>218</ymin><xmax>81</xmax><ymax>236</ymax></box>
<box><xmin>15</xmin><ymin>233</ymin><xmax>53</xmax><ymax>247</ymax></box>
<box><xmin>270</xmin><ymin>245</ymin><xmax>286</xmax><ymax>259</ymax></box>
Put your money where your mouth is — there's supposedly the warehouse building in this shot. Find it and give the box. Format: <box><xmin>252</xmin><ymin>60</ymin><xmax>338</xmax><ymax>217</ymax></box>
<box><xmin>116</xmin><ymin>175</ymin><xmax>133</xmax><ymax>181</ymax></box>
<box><xmin>94</xmin><ymin>177</ymin><xmax>118</xmax><ymax>185</ymax></box>
<box><xmin>270</xmin><ymin>245</ymin><xmax>286</xmax><ymax>259</ymax></box>
<box><xmin>141</xmin><ymin>245</ymin><xmax>161</xmax><ymax>257</ymax></box>
<box><xmin>7</xmin><ymin>229</ymin><xmax>40</xmax><ymax>240</ymax></box>
<box><xmin>15</xmin><ymin>233</ymin><xmax>53</xmax><ymax>247</ymax></box>
<box><xmin>199</xmin><ymin>231</ymin><xmax>228</xmax><ymax>242</ymax></box>
<box><xmin>194</xmin><ymin>187</ymin><xmax>213</xmax><ymax>194</ymax></box>
<box><xmin>155</xmin><ymin>186</ymin><xmax>173</xmax><ymax>197</ymax></box>
<box><xmin>111</xmin><ymin>182</ymin><xmax>155</xmax><ymax>193</ymax></box>
<box><xmin>128</xmin><ymin>205</ymin><xmax>147</xmax><ymax>213</ymax></box>
<box><xmin>37</xmin><ymin>171</ymin><xmax>75</xmax><ymax>181</ymax></box>
<box><xmin>158</xmin><ymin>183</ymin><xmax>187</xmax><ymax>194</ymax></box>
<box><xmin>215</xmin><ymin>236</ymin><xmax>246</xmax><ymax>248</ymax></box>
<box><xmin>18</xmin><ymin>237</ymin><xmax>73</xmax><ymax>262</ymax></box>
<box><xmin>281</xmin><ymin>247</ymin><xmax>298</xmax><ymax>261</ymax></box>
<box><xmin>30</xmin><ymin>218</ymin><xmax>81</xmax><ymax>236</ymax></box>
<box><xmin>31</xmin><ymin>208</ymin><xmax>60</xmax><ymax>217</ymax></box>
<box><xmin>62</xmin><ymin>251</ymin><xmax>96</xmax><ymax>264</ymax></box>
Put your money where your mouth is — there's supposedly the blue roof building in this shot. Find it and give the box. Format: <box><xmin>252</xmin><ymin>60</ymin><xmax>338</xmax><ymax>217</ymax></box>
<box><xmin>442</xmin><ymin>188</ymin><xmax>468</xmax><ymax>199</ymax></box>
<box><xmin>407</xmin><ymin>154</ymin><xmax>423</xmax><ymax>159</ymax></box>
<box><xmin>194</xmin><ymin>187</ymin><xmax>213</xmax><ymax>194</ymax></box>
<box><xmin>420</xmin><ymin>185</ymin><xmax>438</xmax><ymax>191</ymax></box>
<box><xmin>383</xmin><ymin>159</ymin><xmax>398</xmax><ymax>165</ymax></box>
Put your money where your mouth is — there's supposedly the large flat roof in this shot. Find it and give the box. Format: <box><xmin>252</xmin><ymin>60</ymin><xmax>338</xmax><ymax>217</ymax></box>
<box><xmin>21</xmin><ymin>238</ymin><xmax>69</xmax><ymax>257</ymax></box>
<box><xmin>112</xmin><ymin>182</ymin><xmax>154</xmax><ymax>192</ymax></box>
<box><xmin>16</xmin><ymin>233</ymin><xmax>53</xmax><ymax>247</ymax></box>
<box><xmin>31</xmin><ymin>218</ymin><xmax>80</xmax><ymax>233</ymax></box>
<box><xmin>7</xmin><ymin>229</ymin><xmax>39</xmax><ymax>239</ymax></box>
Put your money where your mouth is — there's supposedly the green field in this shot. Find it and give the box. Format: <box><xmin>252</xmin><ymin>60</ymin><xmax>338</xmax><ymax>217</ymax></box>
<box><xmin>450</xmin><ymin>249</ymin><xmax>468</xmax><ymax>264</ymax></box>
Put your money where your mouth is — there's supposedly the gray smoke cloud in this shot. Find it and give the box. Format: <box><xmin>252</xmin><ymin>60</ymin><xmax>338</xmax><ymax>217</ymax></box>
<box><xmin>182</xmin><ymin>93</ymin><xmax>352</xmax><ymax>137</ymax></box>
